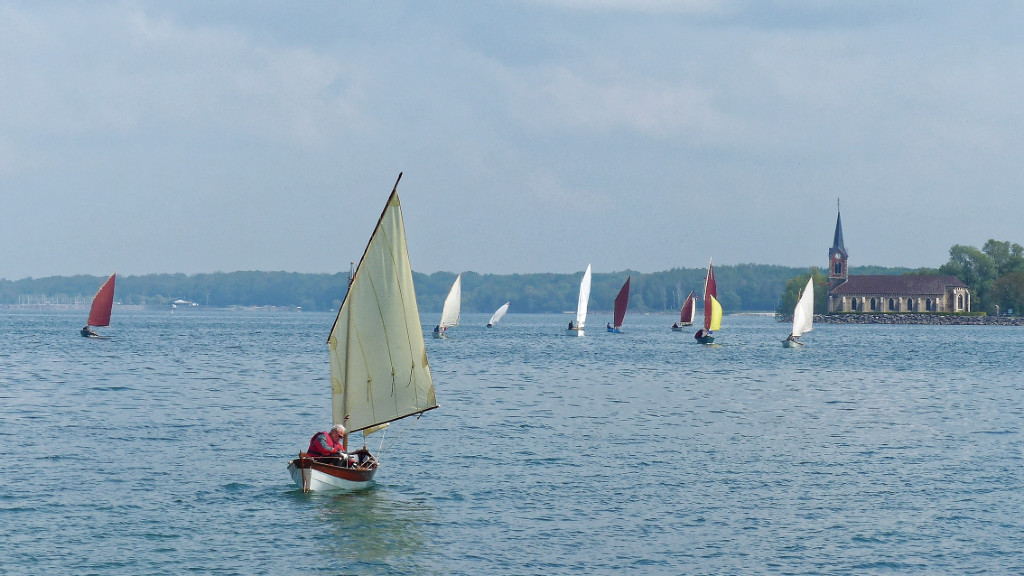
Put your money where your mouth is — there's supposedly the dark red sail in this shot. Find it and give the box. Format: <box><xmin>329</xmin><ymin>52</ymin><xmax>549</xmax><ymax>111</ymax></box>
<box><xmin>612</xmin><ymin>276</ymin><xmax>630</xmax><ymax>329</ymax></box>
<box><xmin>87</xmin><ymin>273</ymin><xmax>116</xmax><ymax>327</ymax></box>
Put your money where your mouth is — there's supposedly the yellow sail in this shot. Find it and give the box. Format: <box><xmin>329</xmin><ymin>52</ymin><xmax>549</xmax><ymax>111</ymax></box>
<box><xmin>708</xmin><ymin>295</ymin><xmax>723</xmax><ymax>332</ymax></box>
<box><xmin>328</xmin><ymin>175</ymin><xmax>437</xmax><ymax>434</ymax></box>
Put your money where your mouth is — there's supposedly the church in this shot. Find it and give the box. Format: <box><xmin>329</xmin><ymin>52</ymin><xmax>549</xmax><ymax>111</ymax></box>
<box><xmin>826</xmin><ymin>211</ymin><xmax>971</xmax><ymax>314</ymax></box>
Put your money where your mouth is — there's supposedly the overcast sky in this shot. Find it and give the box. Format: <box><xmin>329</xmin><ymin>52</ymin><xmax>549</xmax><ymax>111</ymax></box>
<box><xmin>3</xmin><ymin>1</ymin><xmax>1022</xmax><ymax>280</ymax></box>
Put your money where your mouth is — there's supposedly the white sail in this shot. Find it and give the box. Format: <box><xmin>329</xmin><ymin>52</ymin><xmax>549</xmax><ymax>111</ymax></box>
<box><xmin>329</xmin><ymin>186</ymin><xmax>437</xmax><ymax>434</ymax></box>
<box><xmin>791</xmin><ymin>277</ymin><xmax>815</xmax><ymax>338</ymax></box>
<box><xmin>439</xmin><ymin>274</ymin><xmax>462</xmax><ymax>329</ymax></box>
<box><xmin>576</xmin><ymin>264</ymin><xmax>592</xmax><ymax>329</ymax></box>
<box><xmin>488</xmin><ymin>302</ymin><xmax>510</xmax><ymax>326</ymax></box>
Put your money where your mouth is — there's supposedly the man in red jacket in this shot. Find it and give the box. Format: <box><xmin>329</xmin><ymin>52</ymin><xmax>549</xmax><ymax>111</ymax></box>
<box><xmin>307</xmin><ymin>424</ymin><xmax>352</xmax><ymax>466</ymax></box>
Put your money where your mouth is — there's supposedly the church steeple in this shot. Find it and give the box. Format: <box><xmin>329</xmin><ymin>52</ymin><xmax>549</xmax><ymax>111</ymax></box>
<box><xmin>832</xmin><ymin>210</ymin><xmax>845</xmax><ymax>254</ymax></box>
<box><xmin>828</xmin><ymin>202</ymin><xmax>848</xmax><ymax>284</ymax></box>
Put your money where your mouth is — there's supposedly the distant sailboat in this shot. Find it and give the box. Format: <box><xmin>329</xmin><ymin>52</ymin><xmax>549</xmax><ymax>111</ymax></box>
<box><xmin>784</xmin><ymin>277</ymin><xmax>815</xmax><ymax>348</ymax></box>
<box><xmin>566</xmin><ymin>264</ymin><xmax>591</xmax><ymax>336</ymax></box>
<box><xmin>607</xmin><ymin>276</ymin><xmax>630</xmax><ymax>333</ymax></box>
<box><xmin>487</xmin><ymin>302</ymin><xmax>510</xmax><ymax>327</ymax></box>
<box><xmin>672</xmin><ymin>291</ymin><xmax>697</xmax><ymax>331</ymax></box>
<box><xmin>433</xmin><ymin>274</ymin><xmax>462</xmax><ymax>338</ymax></box>
<box><xmin>81</xmin><ymin>273</ymin><xmax>116</xmax><ymax>338</ymax></box>
<box><xmin>695</xmin><ymin>259</ymin><xmax>722</xmax><ymax>344</ymax></box>
<box><xmin>287</xmin><ymin>173</ymin><xmax>438</xmax><ymax>492</ymax></box>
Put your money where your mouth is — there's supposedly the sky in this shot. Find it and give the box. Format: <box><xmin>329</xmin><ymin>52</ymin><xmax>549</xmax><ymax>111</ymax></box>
<box><xmin>3</xmin><ymin>1</ymin><xmax>1023</xmax><ymax>280</ymax></box>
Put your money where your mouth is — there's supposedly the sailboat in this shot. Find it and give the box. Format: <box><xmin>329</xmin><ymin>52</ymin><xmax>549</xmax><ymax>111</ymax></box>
<box><xmin>566</xmin><ymin>263</ymin><xmax>592</xmax><ymax>336</ymax></box>
<box><xmin>433</xmin><ymin>274</ymin><xmax>461</xmax><ymax>338</ymax></box>
<box><xmin>694</xmin><ymin>259</ymin><xmax>722</xmax><ymax>344</ymax></box>
<box><xmin>81</xmin><ymin>273</ymin><xmax>116</xmax><ymax>338</ymax></box>
<box><xmin>487</xmin><ymin>302</ymin><xmax>510</xmax><ymax>327</ymax></box>
<box><xmin>607</xmin><ymin>276</ymin><xmax>630</xmax><ymax>333</ymax></box>
<box><xmin>672</xmin><ymin>291</ymin><xmax>697</xmax><ymax>331</ymax></box>
<box><xmin>784</xmin><ymin>277</ymin><xmax>815</xmax><ymax>347</ymax></box>
<box><xmin>288</xmin><ymin>173</ymin><xmax>438</xmax><ymax>492</ymax></box>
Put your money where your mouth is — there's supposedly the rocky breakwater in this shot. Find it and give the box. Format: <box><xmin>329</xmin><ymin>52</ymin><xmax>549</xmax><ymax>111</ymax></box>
<box><xmin>813</xmin><ymin>313</ymin><xmax>1024</xmax><ymax>326</ymax></box>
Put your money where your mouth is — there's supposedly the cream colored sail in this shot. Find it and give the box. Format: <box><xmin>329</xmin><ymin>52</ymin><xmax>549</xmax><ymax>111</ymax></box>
<box><xmin>576</xmin><ymin>263</ymin><xmax>592</xmax><ymax>329</ymax></box>
<box><xmin>791</xmin><ymin>277</ymin><xmax>815</xmax><ymax>338</ymax></box>
<box><xmin>328</xmin><ymin>177</ymin><xmax>437</xmax><ymax>434</ymax></box>
<box><xmin>439</xmin><ymin>274</ymin><xmax>462</xmax><ymax>329</ymax></box>
<box><xmin>488</xmin><ymin>302</ymin><xmax>510</xmax><ymax>326</ymax></box>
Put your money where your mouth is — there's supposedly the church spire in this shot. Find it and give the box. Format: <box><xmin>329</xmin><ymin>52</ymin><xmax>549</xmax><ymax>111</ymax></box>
<box><xmin>832</xmin><ymin>207</ymin><xmax>845</xmax><ymax>253</ymax></box>
<box><xmin>828</xmin><ymin>201</ymin><xmax>848</xmax><ymax>284</ymax></box>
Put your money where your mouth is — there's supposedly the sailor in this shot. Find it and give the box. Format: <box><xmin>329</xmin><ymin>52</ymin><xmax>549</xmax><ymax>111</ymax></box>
<box><xmin>306</xmin><ymin>424</ymin><xmax>352</xmax><ymax>466</ymax></box>
<box><xmin>81</xmin><ymin>325</ymin><xmax>99</xmax><ymax>337</ymax></box>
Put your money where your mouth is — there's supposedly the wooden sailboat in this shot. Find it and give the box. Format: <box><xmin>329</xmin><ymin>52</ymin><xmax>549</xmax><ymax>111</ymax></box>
<box><xmin>566</xmin><ymin>264</ymin><xmax>591</xmax><ymax>336</ymax></box>
<box><xmin>288</xmin><ymin>173</ymin><xmax>438</xmax><ymax>492</ymax></box>
<box><xmin>694</xmin><ymin>259</ymin><xmax>722</xmax><ymax>344</ymax></box>
<box><xmin>784</xmin><ymin>277</ymin><xmax>815</xmax><ymax>348</ymax></box>
<box><xmin>487</xmin><ymin>302</ymin><xmax>510</xmax><ymax>327</ymax></box>
<box><xmin>607</xmin><ymin>276</ymin><xmax>630</xmax><ymax>333</ymax></box>
<box><xmin>433</xmin><ymin>274</ymin><xmax>461</xmax><ymax>338</ymax></box>
<box><xmin>672</xmin><ymin>291</ymin><xmax>697</xmax><ymax>331</ymax></box>
<box><xmin>81</xmin><ymin>273</ymin><xmax>116</xmax><ymax>338</ymax></box>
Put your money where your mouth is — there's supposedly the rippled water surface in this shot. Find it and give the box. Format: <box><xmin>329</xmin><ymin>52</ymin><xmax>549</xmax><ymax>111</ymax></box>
<box><xmin>2</xmin><ymin>309</ymin><xmax>1023</xmax><ymax>574</ymax></box>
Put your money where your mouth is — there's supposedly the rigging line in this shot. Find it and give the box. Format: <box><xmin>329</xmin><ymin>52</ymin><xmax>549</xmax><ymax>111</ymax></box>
<box><xmin>378</xmin><ymin>412</ymin><xmax>424</xmax><ymax>457</ymax></box>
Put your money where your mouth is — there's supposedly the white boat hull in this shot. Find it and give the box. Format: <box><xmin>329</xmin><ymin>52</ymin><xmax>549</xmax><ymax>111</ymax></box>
<box><xmin>287</xmin><ymin>450</ymin><xmax>378</xmax><ymax>492</ymax></box>
<box><xmin>566</xmin><ymin>328</ymin><xmax>584</xmax><ymax>336</ymax></box>
<box><xmin>287</xmin><ymin>462</ymin><xmax>374</xmax><ymax>492</ymax></box>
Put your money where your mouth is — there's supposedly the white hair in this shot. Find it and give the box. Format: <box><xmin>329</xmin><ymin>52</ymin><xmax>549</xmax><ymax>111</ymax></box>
<box><xmin>331</xmin><ymin>424</ymin><xmax>347</xmax><ymax>435</ymax></box>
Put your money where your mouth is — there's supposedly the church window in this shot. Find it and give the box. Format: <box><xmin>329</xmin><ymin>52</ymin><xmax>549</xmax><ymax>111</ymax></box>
<box><xmin>907</xmin><ymin>298</ymin><xmax>913</xmax><ymax>311</ymax></box>
<box><xmin>870</xmin><ymin>298</ymin><xmax>877</xmax><ymax>311</ymax></box>
<box><xmin>889</xmin><ymin>298</ymin><xmax>895</xmax><ymax>311</ymax></box>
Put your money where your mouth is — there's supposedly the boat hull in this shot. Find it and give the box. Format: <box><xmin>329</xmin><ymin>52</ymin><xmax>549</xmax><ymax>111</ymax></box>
<box><xmin>607</xmin><ymin>327</ymin><xmax>622</xmax><ymax>333</ymax></box>
<box><xmin>287</xmin><ymin>453</ymin><xmax>378</xmax><ymax>492</ymax></box>
<box><xmin>782</xmin><ymin>338</ymin><xmax>804</xmax><ymax>348</ymax></box>
<box><xmin>566</xmin><ymin>328</ymin><xmax>584</xmax><ymax>336</ymax></box>
<box><xmin>695</xmin><ymin>333</ymin><xmax>715</xmax><ymax>344</ymax></box>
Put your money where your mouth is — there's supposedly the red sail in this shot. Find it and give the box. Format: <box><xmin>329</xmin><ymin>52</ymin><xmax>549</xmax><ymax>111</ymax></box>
<box><xmin>87</xmin><ymin>273</ymin><xmax>116</xmax><ymax>327</ymax></box>
<box><xmin>612</xmin><ymin>276</ymin><xmax>630</xmax><ymax>328</ymax></box>
<box><xmin>680</xmin><ymin>291</ymin><xmax>696</xmax><ymax>323</ymax></box>
<box><xmin>703</xmin><ymin>261</ymin><xmax>717</xmax><ymax>331</ymax></box>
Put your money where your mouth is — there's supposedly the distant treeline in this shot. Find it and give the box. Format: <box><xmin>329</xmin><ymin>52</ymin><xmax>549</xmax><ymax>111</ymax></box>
<box><xmin>0</xmin><ymin>265</ymin><xmax>921</xmax><ymax>314</ymax></box>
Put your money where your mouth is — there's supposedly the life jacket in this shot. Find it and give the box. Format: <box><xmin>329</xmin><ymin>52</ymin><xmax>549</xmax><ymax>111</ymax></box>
<box><xmin>306</xmin><ymin>431</ymin><xmax>340</xmax><ymax>457</ymax></box>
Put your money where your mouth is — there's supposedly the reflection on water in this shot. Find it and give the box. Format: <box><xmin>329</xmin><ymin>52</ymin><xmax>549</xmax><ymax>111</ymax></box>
<box><xmin>311</xmin><ymin>488</ymin><xmax>438</xmax><ymax>573</ymax></box>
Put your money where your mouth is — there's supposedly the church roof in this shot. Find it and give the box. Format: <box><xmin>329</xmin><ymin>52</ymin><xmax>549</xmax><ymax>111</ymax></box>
<box><xmin>831</xmin><ymin>275</ymin><xmax>967</xmax><ymax>295</ymax></box>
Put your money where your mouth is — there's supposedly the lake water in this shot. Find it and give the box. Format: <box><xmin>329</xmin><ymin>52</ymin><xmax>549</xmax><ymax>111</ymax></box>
<box><xmin>2</xmin><ymin>308</ymin><xmax>1023</xmax><ymax>575</ymax></box>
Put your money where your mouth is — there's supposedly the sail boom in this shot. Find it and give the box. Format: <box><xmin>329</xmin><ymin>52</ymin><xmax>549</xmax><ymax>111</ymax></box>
<box><xmin>347</xmin><ymin>404</ymin><xmax>439</xmax><ymax>435</ymax></box>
